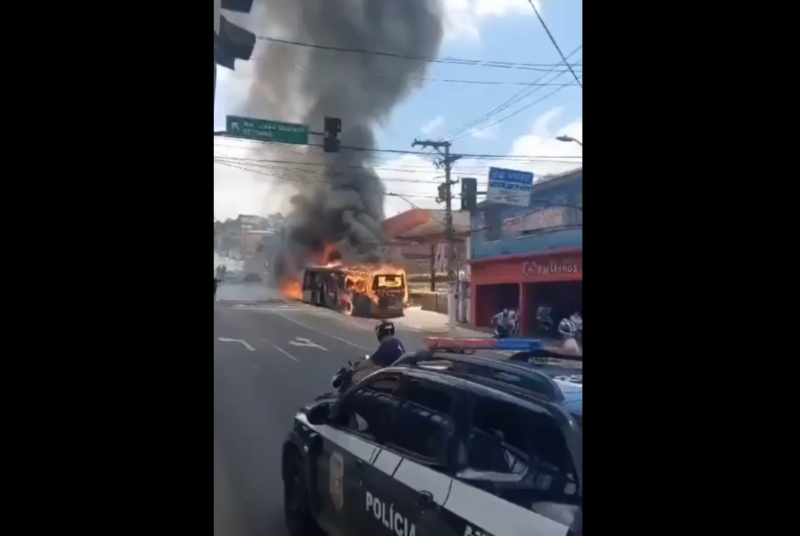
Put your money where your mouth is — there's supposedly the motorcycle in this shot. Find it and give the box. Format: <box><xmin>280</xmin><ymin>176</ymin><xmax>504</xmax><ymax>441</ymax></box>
<box><xmin>330</xmin><ymin>354</ymin><xmax>371</xmax><ymax>393</ymax></box>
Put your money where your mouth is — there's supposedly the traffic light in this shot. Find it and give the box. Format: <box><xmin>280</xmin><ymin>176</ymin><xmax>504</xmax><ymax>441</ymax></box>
<box><xmin>323</xmin><ymin>116</ymin><xmax>342</xmax><ymax>153</ymax></box>
<box><xmin>461</xmin><ymin>177</ymin><xmax>477</xmax><ymax>210</ymax></box>
<box><xmin>215</xmin><ymin>0</ymin><xmax>256</xmax><ymax>70</ymax></box>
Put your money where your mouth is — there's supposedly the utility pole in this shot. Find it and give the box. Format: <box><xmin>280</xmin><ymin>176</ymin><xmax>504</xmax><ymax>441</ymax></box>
<box><xmin>412</xmin><ymin>139</ymin><xmax>461</xmax><ymax>331</ymax></box>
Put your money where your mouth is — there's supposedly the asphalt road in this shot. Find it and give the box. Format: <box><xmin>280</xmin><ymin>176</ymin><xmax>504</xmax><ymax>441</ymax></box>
<box><xmin>213</xmin><ymin>292</ymin><xmax>443</xmax><ymax>536</ymax></box>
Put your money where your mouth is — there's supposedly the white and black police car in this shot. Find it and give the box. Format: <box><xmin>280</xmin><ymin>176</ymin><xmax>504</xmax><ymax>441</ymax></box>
<box><xmin>282</xmin><ymin>338</ymin><xmax>582</xmax><ymax>536</ymax></box>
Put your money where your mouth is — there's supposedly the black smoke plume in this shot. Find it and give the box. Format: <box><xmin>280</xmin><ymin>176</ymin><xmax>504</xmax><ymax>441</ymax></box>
<box><xmin>240</xmin><ymin>0</ymin><xmax>444</xmax><ymax>284</ymax></box>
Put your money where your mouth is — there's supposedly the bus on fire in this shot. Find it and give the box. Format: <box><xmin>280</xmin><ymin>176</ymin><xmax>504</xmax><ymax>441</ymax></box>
<box><xmin>301</xmin><ymin>264</ymin><xmax>408</xmax><ymax>318</ymax></box>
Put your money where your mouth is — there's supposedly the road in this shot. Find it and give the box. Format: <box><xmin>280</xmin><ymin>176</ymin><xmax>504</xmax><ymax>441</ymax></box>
<box><xmin>213</xmin><ymin>287</ymin><xmax>447</xmax><ymax>536</ymax></box>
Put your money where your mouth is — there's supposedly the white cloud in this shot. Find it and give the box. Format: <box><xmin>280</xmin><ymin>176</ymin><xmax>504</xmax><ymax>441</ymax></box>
<box><xmin>442</xmin><ymin>0</ymin><xmax>538</xmax><ymax>41</ymax></box>
<box><xmin>470</xmin><ymin>123</ymin><xmax>499</xmax><ymax>140</ymax></box>
<box><xmin>213</xmin><ymin>141</ymin><xmax>301</xmax><ymax>220</ymax></box>
<box><xmin>506</xmin><ymin>107</ymin><xmax>583</xmax><ymax>179</ymax></box>
<box><xmin>377</xmin><ymin>106</ymin><xmax>582</xmax><ymax>218</ymax></box>
<box><xmin>420</xmin><ymin>115</ymin><xmax>444</xmax><ymax>135</ymax></box>
<box><xmin>214</xmin><ymin>163</ymin><xmax>292</xmax><ymax>221</ymax></box>
<box><xmin>374</xmin><ymin>154</ymin><xmax>445</xmax><ymax>217</ymax></box>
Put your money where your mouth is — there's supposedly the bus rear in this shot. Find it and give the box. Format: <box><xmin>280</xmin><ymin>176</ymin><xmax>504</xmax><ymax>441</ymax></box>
<box><xmin>371</xmin><ymin>273</ymin><xmax>406</xmax><ymax>316</ymax></box>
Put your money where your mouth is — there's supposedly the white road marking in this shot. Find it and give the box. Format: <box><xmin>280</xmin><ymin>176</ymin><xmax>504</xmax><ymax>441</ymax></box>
<box><xmin>288</xmin><ymin>337</ymin><xmax>329</xmax><ymax>351</ymax></box>
<box><xmin>260</xmin><ymin>336</ymin><xmax>299</xmax><ymax>362</ymax></box>
<box><xmin>216</xmin><ymin>337</ymin><xmax>255</xmax><ymax>351</ymax></box>
<box><xmin>272</xmin><ymin>312</ymin><xmax>370</xmax><ymax>351</ymax></box>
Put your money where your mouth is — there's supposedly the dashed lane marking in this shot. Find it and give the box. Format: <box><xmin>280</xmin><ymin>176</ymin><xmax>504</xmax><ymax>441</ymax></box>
<box><xmin>260</xmin><ymin>336</ymin><xmax>299</xmax><ymax>362</ymax></box>
<box><xmin>216</xmin><ymin>337</ymin><xmax>256</xmax><ymax>351</ymax></box>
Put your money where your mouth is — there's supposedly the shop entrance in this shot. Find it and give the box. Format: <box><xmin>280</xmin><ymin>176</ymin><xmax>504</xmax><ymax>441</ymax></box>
<box><xmin>474</xmin><ymin>283</ymin><xmax>520</xmax><ymax>327</ymax></box>
<box><xmin>523</xmin><ymin>281</ymin><xmax>582</xmax><ymax>335</ymax></box>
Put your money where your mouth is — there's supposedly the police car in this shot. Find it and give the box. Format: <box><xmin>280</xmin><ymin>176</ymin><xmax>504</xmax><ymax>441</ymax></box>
<box><xmin>282</xmin><ymin>338</ymin><xmax>582</xmax><ymax>536</ymax></box>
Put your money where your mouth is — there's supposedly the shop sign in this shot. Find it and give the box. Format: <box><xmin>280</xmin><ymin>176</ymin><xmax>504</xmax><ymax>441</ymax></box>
<box><xmin>504</xmin><ymin>207</ymin><xmax>565</xmax><ymax>233</ymax></box>
<box><xmin>523</xmin><ymin>259</ymin><xmax>580</xmax><ymax>277</ymax></box>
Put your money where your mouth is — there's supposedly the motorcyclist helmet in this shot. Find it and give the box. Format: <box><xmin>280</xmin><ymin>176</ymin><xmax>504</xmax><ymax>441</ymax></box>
<box><xmin>375</xmin><ymin>320</ymin><xmax>395</xmax><ymax>341</ymax></box>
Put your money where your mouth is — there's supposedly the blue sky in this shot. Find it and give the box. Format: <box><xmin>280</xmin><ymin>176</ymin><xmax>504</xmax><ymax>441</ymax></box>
<box><xmin>214</xmin><ymin>0</ymin><xmax>583</xmax><ymax>220</ymax></box>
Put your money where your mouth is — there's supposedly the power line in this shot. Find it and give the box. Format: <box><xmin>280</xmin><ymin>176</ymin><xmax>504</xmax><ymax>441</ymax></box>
<box><xmin>214</xmin><ymin>159</ymin><xmax>440</xmax><ymax>198</ymax></box>
<box><xmin>212</xmin><ymin>152</ymin><xmax>582</xmax><ymax>170</ymax></box>
<box><xmin>450</xmin><ymin>76</ymin><xmax>582</xmax><ymax>141</ymax></box>
<box><xmin>256</xmin><ymin>36</ymin><xmax>583</xmax><ymax>73</ymax></box>
<box><xmin>233</xmin><ymin>69</ymin><xmax>581</xmax><ymax>88</ymax></box>
<box><xmin>214</xmin><ymin>156</ymin><xmax>444</xmax><ymax>184</ymax></box>
<box><xmin>213</xmin><ymin>137</ymin><xmax>583</xmax><ymax>161</ymax></box>
<box><xmin>443</xmin><ymin>46</ymin><xmax>582</xmax><ymax>140</ymax></box>
<box><xmin>525</xmin><ymin>0</ymin><xmax>582</xmax><ymax>89</ymax></box>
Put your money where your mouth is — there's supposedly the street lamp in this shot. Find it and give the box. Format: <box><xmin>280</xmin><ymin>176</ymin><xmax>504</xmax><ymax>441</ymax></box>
<box><xmin>556</xmin><ymin>135</ymin><xmax>583</xmax><ymax>147</ymax></box>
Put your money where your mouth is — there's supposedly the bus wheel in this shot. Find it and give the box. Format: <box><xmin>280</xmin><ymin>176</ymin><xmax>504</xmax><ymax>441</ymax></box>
<box><xmin>343</xmin><ymin>301</ymin><xmax>353</xmax><ymax>316</ymax></box>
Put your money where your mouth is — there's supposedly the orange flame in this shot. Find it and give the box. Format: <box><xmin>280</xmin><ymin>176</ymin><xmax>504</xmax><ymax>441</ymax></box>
<box><xmin>279</xmin><ymin>243</ymin><xmax>408</xmax><ymax>306</ymax></box>
<box><xmin>281</xmin><ymin>280</ymin><xmax>302</xmax><ymax>300</ymax></box>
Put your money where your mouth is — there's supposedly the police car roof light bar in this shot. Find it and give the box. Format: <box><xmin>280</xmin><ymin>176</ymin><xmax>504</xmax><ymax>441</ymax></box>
<box><xmin>394</xmin><ymin>349</ymin><xmax>565</xmax><ymax>404</ymax></box>
<box><xmin>425</xmin><ymin>337</ymin><xmax>544</xmax><ymax>353</ymax></box>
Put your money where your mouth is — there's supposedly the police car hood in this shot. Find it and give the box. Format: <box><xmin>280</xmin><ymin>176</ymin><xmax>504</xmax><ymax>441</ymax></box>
<box><xmin>514</xmin><ymin>360</ymin><xmax>582</xmax><ymax>384</ymax></box>
<box><xmin>515</xmin><ymin>360</ymin><xmax>582</xmax><ymax>423</ymax></box>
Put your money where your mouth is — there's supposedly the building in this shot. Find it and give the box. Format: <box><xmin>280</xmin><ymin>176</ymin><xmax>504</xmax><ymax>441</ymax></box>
<box><xmin>381</xmin><ymin>209</ymin><xmax>470</xmax><ymax>276</ymax></box>
<box><xmin>382</xmin><ymin>209</ymin><xmax>470</xmax><ymax>315</ymax></box>
<box><xmin>468</xmin><ymin>168</ymin><xmax>583</xmax><ymax>334</ymax></box>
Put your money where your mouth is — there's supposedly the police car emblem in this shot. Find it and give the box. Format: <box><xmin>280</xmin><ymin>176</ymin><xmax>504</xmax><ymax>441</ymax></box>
<box><xmin>329</xmin><ymin>452</ymin><xmax>345</xmax><ymax>511</ymax></box>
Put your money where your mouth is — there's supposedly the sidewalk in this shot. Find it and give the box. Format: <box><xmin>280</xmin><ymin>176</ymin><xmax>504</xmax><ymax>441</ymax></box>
<box><xmin>397</xmin><ymin>307</ymin><xmax>489</xmax><ymax>337</ymax></box>
<box><xmin>397</xmin><ymin>308</ymin><xmax>582</xmax><ymax>360</ymax></box>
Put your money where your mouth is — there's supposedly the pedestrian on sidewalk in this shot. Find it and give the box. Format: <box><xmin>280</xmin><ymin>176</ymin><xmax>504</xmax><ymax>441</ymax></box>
<box><xmin>558</xmin><ymin>314</ymin><xmax>582</xmax><ymax>355</ymax></box>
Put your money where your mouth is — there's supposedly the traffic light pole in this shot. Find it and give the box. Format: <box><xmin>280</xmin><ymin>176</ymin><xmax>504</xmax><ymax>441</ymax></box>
<box><xmin>412</xmin><ymin>139</ymin><xmax>461</xmax><ymax>331</ymax></box>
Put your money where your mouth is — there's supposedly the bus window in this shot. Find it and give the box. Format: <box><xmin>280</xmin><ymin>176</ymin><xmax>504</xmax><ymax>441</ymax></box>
<box><xmin>303</xmin><ymin>270</ymin><xmax>316</xmax><ymax>291</ymax></box>
<box><xmin>374</xmin><ymin>275</ymin><xmax>404</xmax><ymax>289</ymax></box>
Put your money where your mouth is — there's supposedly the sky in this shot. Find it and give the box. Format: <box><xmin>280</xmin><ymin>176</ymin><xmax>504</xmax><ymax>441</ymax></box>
<box><xmin>213</xmin><ymin>0</ymin><xmax>583</xmax><ymax>221</ymax></box>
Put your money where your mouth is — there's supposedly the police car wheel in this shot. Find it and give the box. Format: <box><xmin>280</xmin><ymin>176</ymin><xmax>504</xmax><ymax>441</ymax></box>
<box><xmin>284</xmin><ymin>454</ymin><xmax>319</xmax><ymax>536</ymax></box>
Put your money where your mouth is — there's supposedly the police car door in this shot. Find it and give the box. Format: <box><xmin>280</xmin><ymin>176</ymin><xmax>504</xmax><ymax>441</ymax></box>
<box><xmin>441</xmin><ymin>394</ymin><xmax>583</xmax><ymax>536</ymax></box>
<box><xmin>316</xmin><ymin>374</ymin><xmax>403</xmax><ymax>536</ymax></box>
<box><xmin>364</xmin><ymin>376</ymin><xmax>463</xmax><ymax>536</ymax></box>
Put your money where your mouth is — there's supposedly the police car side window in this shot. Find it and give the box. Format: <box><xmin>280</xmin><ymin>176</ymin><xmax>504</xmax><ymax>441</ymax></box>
<box><xmin>335</xmin><ymin>375</ymin><xmax>401</xmax><ymax>443</ymax></box>
<box><xmin>460</xmin><ymin>396</ymin><xmax>581</xmax><ymax>514</ymax></box>
<box><xmin>388</xmin><ymin>379</ymin><xmax>455</xmax><ymax>462</ymax></box>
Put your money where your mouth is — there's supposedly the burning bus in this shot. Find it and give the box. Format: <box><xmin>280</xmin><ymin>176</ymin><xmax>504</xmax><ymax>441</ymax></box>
<box><xmin>298</xmin><ymin>263</ymin><xmax>407</xmax><ymax>318</ymax></box>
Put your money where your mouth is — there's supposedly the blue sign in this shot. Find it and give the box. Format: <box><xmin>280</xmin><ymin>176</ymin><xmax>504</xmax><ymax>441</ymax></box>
<box><xmin>488</xmin><ymin>167</ymin><xmax>534</xmax><ymax>185</ymax></box>
<box><xmin>487</xmin><ymin>167</ymin><xmax>534</xmax><ymax>207</ymax></box>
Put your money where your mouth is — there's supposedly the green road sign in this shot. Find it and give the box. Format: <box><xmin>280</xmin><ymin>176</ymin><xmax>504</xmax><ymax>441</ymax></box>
<box><xmin>225</xmin><ymin>116</ymin><xmax>309</xmax><ymax>144</ymax></box>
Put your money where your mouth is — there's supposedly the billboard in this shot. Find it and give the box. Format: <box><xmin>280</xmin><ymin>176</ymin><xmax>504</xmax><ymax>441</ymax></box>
<box><xmin>237</xmin><ymin>214</ymin><xmax>262</xmax><ymax>231</ymax></box>
<box><xmin>486</xmin><ymin>167</ymin><xmax>534</xmax><ymax>207</ymax></box>
<box><xmin>504</xmin><ymin>207</ymin><xmax>566</xmax><ymax>233</ymax></box>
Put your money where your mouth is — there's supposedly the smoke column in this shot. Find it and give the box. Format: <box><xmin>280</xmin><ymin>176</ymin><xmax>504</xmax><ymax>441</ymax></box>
<box><xmin>239</xmin><ymin>0</ymin><xmax>444</xmax><ymax>284</ymax></box>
